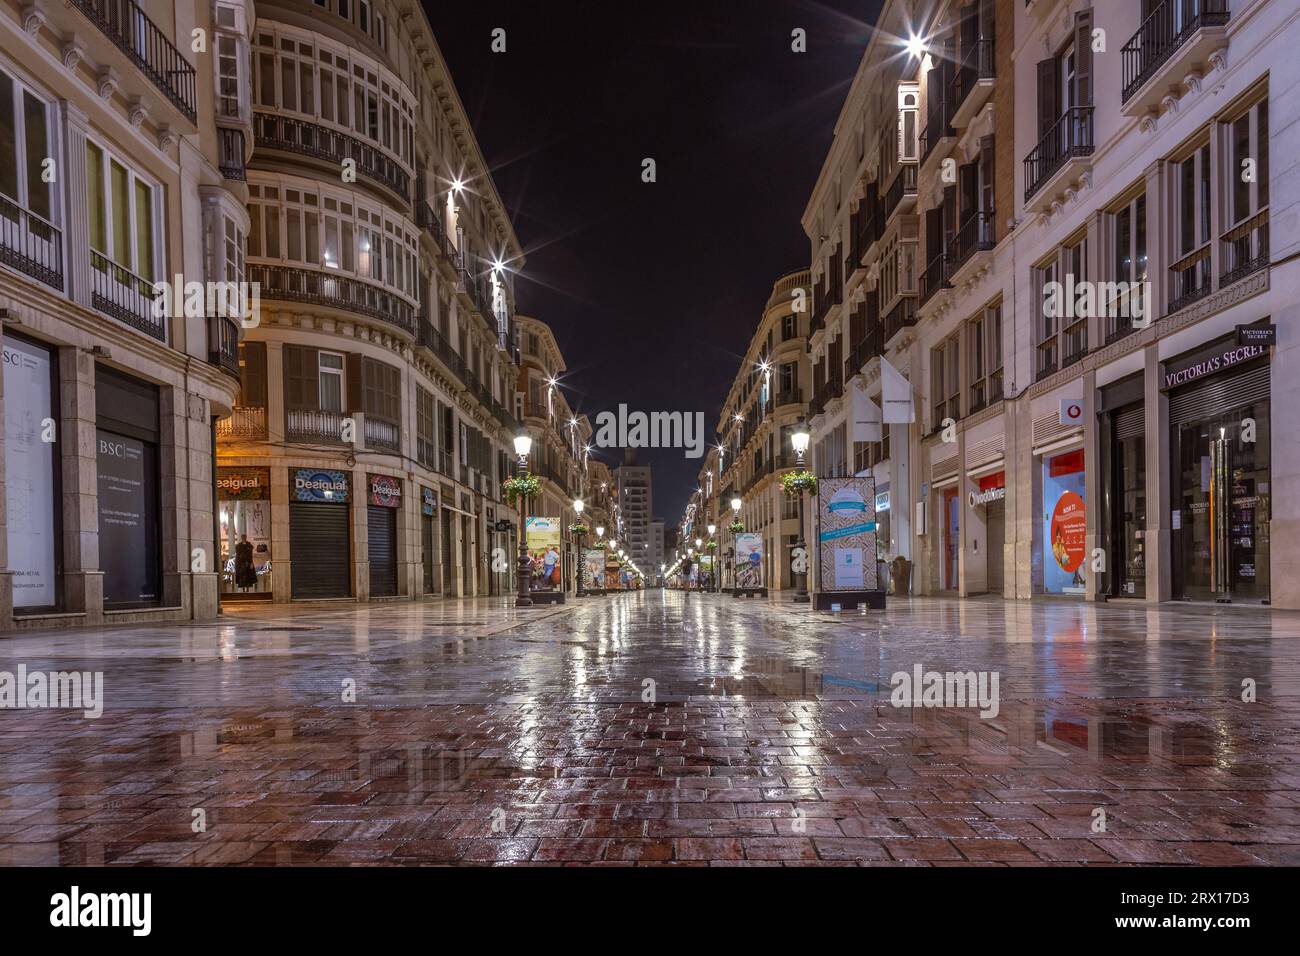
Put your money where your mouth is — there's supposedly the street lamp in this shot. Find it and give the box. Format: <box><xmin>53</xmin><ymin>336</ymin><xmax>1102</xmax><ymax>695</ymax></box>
<box><xmin>707</xmin><ymin>523</ymin><xmax>718</xmax><ymax>593</ymax></box>
<box><xmin>513</xmin><ymin>430</ymin><xmax>534</xmax><ymax>607</ymax></box>
<box><xmin>574</xmin><ymin>497</ymin><xmax>586</xmax><ymax>598</ymax></box>
<box><xmin>791</xmin><ymin>417</ymin><xmax>811</xmax><ymax>604</ymax></box>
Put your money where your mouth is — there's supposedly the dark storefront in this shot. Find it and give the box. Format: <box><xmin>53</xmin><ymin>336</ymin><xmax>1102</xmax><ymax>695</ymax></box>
<box><xmin>1098</xmin><ymin>373</ymin><xmax>1147</xmax><ymax>598</ymax></box>
<box><xmin>218</xmin><ymin>467</ymin><xmax>272</xmax><ymax>598</ymax></box>
<box><xmin>96</xmin><ymin>366</ymin><xmax>161</xmax><ymax>608</ymax></box>
<box><xmin>289</xmin><ymin>468</ymin><xmax>351</xmax><ymax>599</ymax></box>
<box><xmin>1166</xmin><ymin>330</ymin><xmax>1271</xmax><ymax>603</ymax></box>
<box><xmin>367</xmin><ymin>474</ymin><xmax>400</xmax><ymax>597</ymax></box>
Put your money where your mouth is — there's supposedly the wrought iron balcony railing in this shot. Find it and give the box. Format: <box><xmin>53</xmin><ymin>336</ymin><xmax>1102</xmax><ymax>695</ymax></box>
<box><xmin>91</xmin><ymin>250</ymin><xmax>164</xmax><ymax>340</ymax></box>
<box><xmin>883</xmin><ymin>163</ymin><xmax>917</xmax><ymax>222</ymax></box>
<box><xmin>253</xmin><ymin>112</ymin><xmax>410</xmax><ymax>201</ymax></box>
<box><xmin>285</xmin><ymin>408</ymin><xmax>347</xmax><ymax>445</ymax></box>
<box><xmin>1167</xmin><ymin>244</ymin><xmax>1212</xmax><ymax>314</ymax></box>
<box><xmin>247</xmin><ymin>263</ymin><xmax>415</xmax><ymax>334</ymax></box>
<box><xmin>950</xmin><ymin>210</ymin><xmax>996</xmax><ymax>273</ymax></box>
<box><xmin>952</xmin><ymin>37</ymin><xmax>995</xmax><ymax>113</ymax></box>
<box><xmin>208</xmin><ymin>314</ymin><xmax>240</xmax><ymax>378</ymax></box>
<box><xmin>364</xmin><ymin>416</ymin><xmax>400</xmax><ymax>452</ymax></box>
<box><xmin>216</xmin><ymin>405</ymin><xmax>267</xmax><ymax>441</ymax></box>
<box><xmin>218</xmin><ymin>127</ymin><xmax>245</xmax><ymax>181</ymax></box>
<box><xmin>1220</xmin><ymin>209</ymin><xmax>1269</xmax><ymax>288</ymax></box>
<box><xmin>70</xmin><ymin>0</ymin><xmax>197</xmax><ymax>122</ymax></box>
<box><xmin>884</xmin><ymin>295</ymin><xmax>917</xmax><ymax>342</ymax></box>
<box><xmin>1024</xmin><ymin>106</ymin><xmax>1094</xmax><ymax>201</ymax></box>
<box><xmin>0</xmin><ymin>195</ymin><xmax>63</xmax><ymax>291</ymax></box>
<box><xmin>1121</xmin><ymin>0</ymin><xmax>1229</xmax><ymax>104</ymax></box>
<box><xmin>920</xmin><ymin>252</ymin><xmax>953</xmax><ymax>306</ymax></box>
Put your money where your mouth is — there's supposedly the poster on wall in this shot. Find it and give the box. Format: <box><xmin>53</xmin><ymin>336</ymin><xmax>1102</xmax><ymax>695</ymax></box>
<box><xmin>1042</xmin><ymin>451</ymin><xmax>1086</xmax><ymax>594</ymax></box>
<box><xmin>97</xmin><ymin>429</ymin><xmax>160</xmax><ymax>605</ymax></box>
<box><xmin>3</xmin><ymin>337</ymin><xmax>57</xmax><ymax>608</ymax></box>
<box><xmin>583</xmin><ymin>549</ymin><xmax>605</xmax><ymax>590</ymax></box>
<box><xmin>526</xmin><ymin>516</ymin><xmax>562</xmax><ymax>590</ymax></box>
<box><xmin>816</xmin><ymin>476</ymin><xmax>878</xmax><ymax>592</ymax></box>
<box><xmin>735</xmin><ymin>533</ymin><xmax>764</xmax><ymax>589</ymax></box>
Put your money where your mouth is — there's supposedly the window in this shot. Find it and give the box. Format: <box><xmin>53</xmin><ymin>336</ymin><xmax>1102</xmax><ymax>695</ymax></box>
<box><xmin>1035</xmin><ymin>236</ymin><xmax>1087</xmax><ymax>380</ymax></box>
<box><xmin>968</xmin><ymin>303</ymin><xmax>1003</xmax><ymax>412</ymax></box>
<box><xmin>86</xmin><ymin>141</ymin><xmax>157</xmax><ymax>282</ymax></box>
<box><xmin>782</xmin><ymin>313</ymin><xmax>797</xmax><ymax>340</ymax></box>
<box><xmin>931</xmin><ymin>336</ymin><xmax>960</xmax><ymax>430</ymax></box>
<box><xmin>898</xmin><ymin>86</ymin><xmax>919</xmax><ymax>162</ymax></box>
<box><xmin>318</xmin><ymin>352</ymin><xmax>344</xmax><ymax>411</ymax></box>
<box><xmin>216</xmin><ymin>28</ymin><xmax>242</xmax><ymax>117</ymax></box>
<box><xmin>1109</xmin><ymin>192</ymin><xmax>1148</xmax><ymax>338</ymax></box>
<box><xmin>0</xmin><ymin>70</ymin><xmax>55</xmax><ymax>226</ymax></box>
<box><xmin>1221</xmin><ymin>95</ymin><xmax>1269</xmax><ymax>286</ymax></box>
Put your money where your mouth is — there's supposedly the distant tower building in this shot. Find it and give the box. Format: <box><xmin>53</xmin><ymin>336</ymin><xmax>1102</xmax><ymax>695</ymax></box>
<box><xmin>648</xmin><ymin>519</ymin><xmax>666</xmax><ymax>585</ymax></box>
<box><xmin>616</xmin><ymin>451</ymin><xmax>654</xmax><ymax>579</ymax></box>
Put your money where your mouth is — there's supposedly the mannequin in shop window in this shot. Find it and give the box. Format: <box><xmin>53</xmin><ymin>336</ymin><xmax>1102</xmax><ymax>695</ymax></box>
<box><xmin>235</xmin><ymin>535</ymin><xmax>258</xmax><ymax>591</ymax></box>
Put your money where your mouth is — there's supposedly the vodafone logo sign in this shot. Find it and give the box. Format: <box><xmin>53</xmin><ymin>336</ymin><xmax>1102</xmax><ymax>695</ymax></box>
<box><xmin>1059</xmin><ymin>399</ymin><xmax>1084</xmax><ymax>427</ymax></box>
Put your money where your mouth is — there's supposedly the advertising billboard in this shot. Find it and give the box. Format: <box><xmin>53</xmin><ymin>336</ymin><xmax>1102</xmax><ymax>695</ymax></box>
<box><xmin>3</xmin><ymin>337</ymin><xmax>57</xmax><ymax>608</ymax></box>
<box><xmin>526</xmin><ymin>516</ymin><xmax>562</xmax><ymax>590</ymax></box>
<box><xmin>735</xmin><ymin>533</ymin><xmax>764</xmax><ymax>589</ymax></box>
<box><xmin>583</xmin><ymin>549</ymin><xmax>605</xmax><ymax>590</ymax></box>
<box><xmin>816</xmin><ymin>476</ymin><xmax>878</xmax><ymax>592</ymax></box>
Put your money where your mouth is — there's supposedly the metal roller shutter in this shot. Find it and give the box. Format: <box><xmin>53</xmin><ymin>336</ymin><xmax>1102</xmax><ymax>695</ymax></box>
<box><xmin>1169</xmin><ymin>365</ymin><xmax>1270</xmax><ymax>426</ymax></box>
<box><xmin>1113</xmin><ymin>405</ymin><xmax>1145</xmax><ymax>440</ymax></box>
<box><xmin>290</xmin><ymin>503</ymin><xmax>351</xmax><ymax>598</ymax></box>
<box><xmin>368</xmin><ymin>504</ymin><xmax>397</xmax><ymax>597</ymax></box>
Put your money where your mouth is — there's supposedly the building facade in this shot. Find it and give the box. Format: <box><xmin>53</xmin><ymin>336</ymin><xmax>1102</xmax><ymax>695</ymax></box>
<box><xmin>711</xmin><ymin>268</ymin><xmax>813</xmax><ymax>591</ymax></box>
<box><xmin>801</xmin><ymin>0</ymin><xmax>1300</xmax><ymax>607</ymax></box>
<box><xmin>212</xmin><ymin>0</ymin><xmax>528</xmax><ymax>605</ymax></box>
<box><xmin>1</xmin><ymin>0</ymin><xmax>243</xmax><ymax>629</ymax></box>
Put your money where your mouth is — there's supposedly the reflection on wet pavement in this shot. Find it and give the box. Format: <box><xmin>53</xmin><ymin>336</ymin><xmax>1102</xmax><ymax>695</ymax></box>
<box><xmin>1</xmin><ymin>591</ymin><xmax>1298</xmax><ymax>865</ymax></box>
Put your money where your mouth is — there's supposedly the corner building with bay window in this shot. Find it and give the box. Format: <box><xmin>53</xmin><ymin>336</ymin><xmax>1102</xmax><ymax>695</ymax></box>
<box><xmin>803</xmin><ymin>0</ymin><xmax>1300</xmax><ymax>607</ymax></box>
<box><xmin>215</xmin><ymin>0</ymin><xmax>526</xmax><ymax>604</ymax></box>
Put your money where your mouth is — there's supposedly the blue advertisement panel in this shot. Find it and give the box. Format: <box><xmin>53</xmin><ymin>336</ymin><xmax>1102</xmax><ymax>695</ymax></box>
<box><xmin>1042</xmin><ymin>451</ymin><xmax>1086</xmax><ymax>595</ymax></box>
<box><xmin>735</xmin><ymin>532</ymin><xmax>764</xmax><ymax>589</ymax></box>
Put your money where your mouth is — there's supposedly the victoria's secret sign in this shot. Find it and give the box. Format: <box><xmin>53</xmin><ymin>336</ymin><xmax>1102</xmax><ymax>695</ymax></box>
<box><xmin>1162</xmin><ymin>342</ymin><xmax>1268</xmax><ymax>390</ymax></box>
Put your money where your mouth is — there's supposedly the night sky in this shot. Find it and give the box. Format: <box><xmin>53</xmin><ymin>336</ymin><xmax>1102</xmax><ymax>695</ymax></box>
<box><xmin>428</xmin><ymin>1</ymin><xmax>884</xmax><ymax>522</ymax></box>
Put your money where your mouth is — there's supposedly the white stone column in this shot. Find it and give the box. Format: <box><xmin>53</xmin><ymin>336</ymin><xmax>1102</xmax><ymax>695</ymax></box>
<box><xmin>1144</xmin><ymin>343</ymin><xmax>1172</xmax><ymax>603</ymax></box>
<box><xmin>58</xmin><ymin>346</ymin><xmax>103</xmax><ymax>621</ymax></box>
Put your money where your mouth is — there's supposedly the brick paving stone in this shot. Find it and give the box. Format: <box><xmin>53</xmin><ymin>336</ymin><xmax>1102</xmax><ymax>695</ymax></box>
<box><xmin>0</xmin><ymin>593</ymin><xmax>1296</xmax><ymax>866</ymax></box>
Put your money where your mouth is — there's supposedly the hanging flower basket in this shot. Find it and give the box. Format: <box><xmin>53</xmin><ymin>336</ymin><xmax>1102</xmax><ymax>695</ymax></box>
<box><xmin>503</xmin><ymin>474</ymin><xmax>541</xmax><ymax>505</ymax></box>
<box><xmin>705</xmin><ymin>540</ymin><xmax>718</xmax><ymax>552</ymax></box>
<box><xmin>728</xmin><ymin>520</ymin><xmax>745</xmax><ymax>534</ymax></box>
<box><xmin>569</xmin><ymin>522</ymin><xmax>589</xmax><ymax>536</ymax></box>
<box><xmin>781</xmin><ymin>470</ymin><xmax>818</xmax><ymax>499</ymax></box>
<box><xmin>594</xmin><ymin>540</ymin><xmax>608</xmax><ymax>550</ymax></box>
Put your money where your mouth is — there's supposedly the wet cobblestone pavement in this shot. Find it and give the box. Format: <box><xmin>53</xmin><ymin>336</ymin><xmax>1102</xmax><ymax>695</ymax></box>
<box><xmin>2</xmin><ymin>590</ymin><xmax>1299</xmax><ymax>866</ymax></box>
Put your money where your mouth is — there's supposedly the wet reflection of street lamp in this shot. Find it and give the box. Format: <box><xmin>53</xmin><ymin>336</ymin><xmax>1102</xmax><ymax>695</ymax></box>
<box><xmin>730</xmin><ymin>496</ymin><xmax>742</xmax><ymax>593</ymax></box>
<box><xmin>513</xmin><ymin>430</ymin><xmax>533</xmax><ymax>608</ymax></box>
<box><xmin>574</xmin><ymin>497</ymin><xmax>586</xmax><ymax>598</ymax></box>
<box><xmin>791</xmin><ymin>417</ymin><xmax>811</xmax><ymax>604</ymax></box>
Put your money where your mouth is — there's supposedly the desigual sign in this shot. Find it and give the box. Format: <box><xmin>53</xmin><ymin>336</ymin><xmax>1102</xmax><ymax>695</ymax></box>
<box><xmin>217</xmin><ymin>467</ymin><xmax>270</xmax><ymax>500</ymax></box>
<box><xmin>1162</xmin><ymin>343</ymin><xmax>1268</xmax><ymax>390</ymax></box>
<box><xmin>293</xmin><ymin>469</ymin><xmax>349</xmax><ymax>502</ymax></box>
<box><xmin>369</xmin><ymin>474</ymin><xmax>402</xmax><ymax>508</ymax></box>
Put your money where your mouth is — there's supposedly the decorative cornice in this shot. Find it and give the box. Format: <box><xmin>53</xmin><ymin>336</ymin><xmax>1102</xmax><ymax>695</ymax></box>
<box><xmin>96</xmin><ymin>66</ymin><xmax>119</xmax><ymax>101</ymax></box>
<box><xmin>157</xmin><ymin>125</ymin><xmax>178</xmax><ymax>151</ymax></box>
<box><xmin>61</xmin><ymin>36</ymin><xmax>84</xmax><ymax>72</ymax></box>
<box><xmin>128</xmin><ymin>98</ymin><xmax>148</xmax><ymax>129</ymax></box>
<box><xmin>22</xmin><ymin>3</ymin><xmax>46</xmax><ymax>37</ymax></box>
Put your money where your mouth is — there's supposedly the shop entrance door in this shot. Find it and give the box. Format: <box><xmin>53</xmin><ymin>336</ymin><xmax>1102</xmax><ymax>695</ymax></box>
<box><xmin>986</xmin><ymin>500</ymin><xmax>1005</xmax><ymax>595</ymax></box>
<box><xmin>942</xmin><ymin>488</ymin><xmax>959</xmax><ymax>591</ymax></box>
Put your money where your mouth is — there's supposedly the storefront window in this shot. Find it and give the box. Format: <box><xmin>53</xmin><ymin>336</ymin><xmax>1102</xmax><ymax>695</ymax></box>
<box><xmin>218</xmin><ymin>467</ymin><xmax>272</xmax><ymax>597</ymax></box>
<box><xmin>1042</xmin><ymin>450</ymin><xmax>1086</xmax><ymax>595</ymax></box>
<box><xmin>1175</xmin><ymin>403</ymin><xmax>1270</xmax><ymax>602</ymax></box>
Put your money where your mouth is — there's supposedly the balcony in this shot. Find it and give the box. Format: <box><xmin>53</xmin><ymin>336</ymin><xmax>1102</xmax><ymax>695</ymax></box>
<box><xmin>218</xmin><ymin>127</ymin><xmax>245</xmax><ymax>182</ymax></box>
<box><xmin>208</xmin><ymin>314</ymin><xmax>240</xmax><ymax>379</ymax></box>
<box><xmin>70</xmin><ymin>0</ymin><xmax>197</xmax><ymax>122</ymax></box>
<box><xmin>883</xmin><ymin>163</ymin><xmax>918</xmax><ymax>224</ymax></box>
<box><xmin>90</xmin><ymin>250</ymin><xmax>164</xmax><ymax>341</ymax></box>
<box><xmin>967</xmin><ymin>374</ymin><xmax>1003</xmax><ymax>416</ymax></box>
<box><xmin>364</xmin><ymin>416</ymin><xmax>400</xmax><ymax>453</ymax></box>
<box><xmin>417</xmin><ymin>202</ymin><xmax>445</xmax><ymax>248</ymax></box>
<box><xmin>919</xmin><ymin>252</ymin><xmax>953</xmax><ymax>307</ymax></box>
<box><xmin>1167</xmin><ymin>244</ymin><xmax>1212</xmax><ymax>314</ymax></box>
<box><xmin>883</xmin><ymin>295</ymin><xmax>917</xmax><ymax>344</ymax></box>
<box><xmin>949</xmin><ymin>210</ymin><xmax>996</xmax><ymax>281</ymax></box>
<box><xmin>951</xmin><ymin>38</ymin><xmax>996</xmax><ymax>128</ymax></box>
<box><xmin>253</xmin><ymin>112</ymin><xmax>409</xmax><ymax>202</ymax></box>
<box><xmin>1121</xmin><ymin>0</ymin><xmax>1229</xmax><ymax>116</ymax></box>
<box><xmin>286</xmin><ymin>408</ymin><xmax>346</xmax><ymax>445</ymax></box>
<box><xmin>0</xmin><ymin>196</ymin><xmax>63</xmax><ymax>291</ymax></box>
<box><xmin>1220</xmin><ymin>209</ymin><xmax>1269</xmax><ymax>289</ymax></box>
<box><xmin>216</xmin><ymin>406</ymin><xmax>267</xmax><ymax>441</ymax></box>
<box><xmin>1023</xmin><ymin>106</ymin><xmax>1094</xmax><ymax>209</ymax></box>
<box><xmin>772</xmin><ymin>388</ymin><xmax>804</xmax><ymax>408</ymax></box>
<box><xmin>845</xmin><ymin>328</ymin><xmax>883</xmax><ymax>382</ymax></box>
<box><xmin>247</xmin><ymin>263</ymin><xmax>415</xmax><ymax>335</ymax></box>
<box><xmin>921</xmin><ymin>96</ymin><xmax>956</xmax><ymax>170</ymax></box>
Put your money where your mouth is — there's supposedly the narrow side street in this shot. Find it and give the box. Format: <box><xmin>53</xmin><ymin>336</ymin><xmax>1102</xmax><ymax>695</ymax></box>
<box><xmin>1</xmin><ymin>593</ymin><xmax>1297</xmax><ymax>865</ymax></box>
